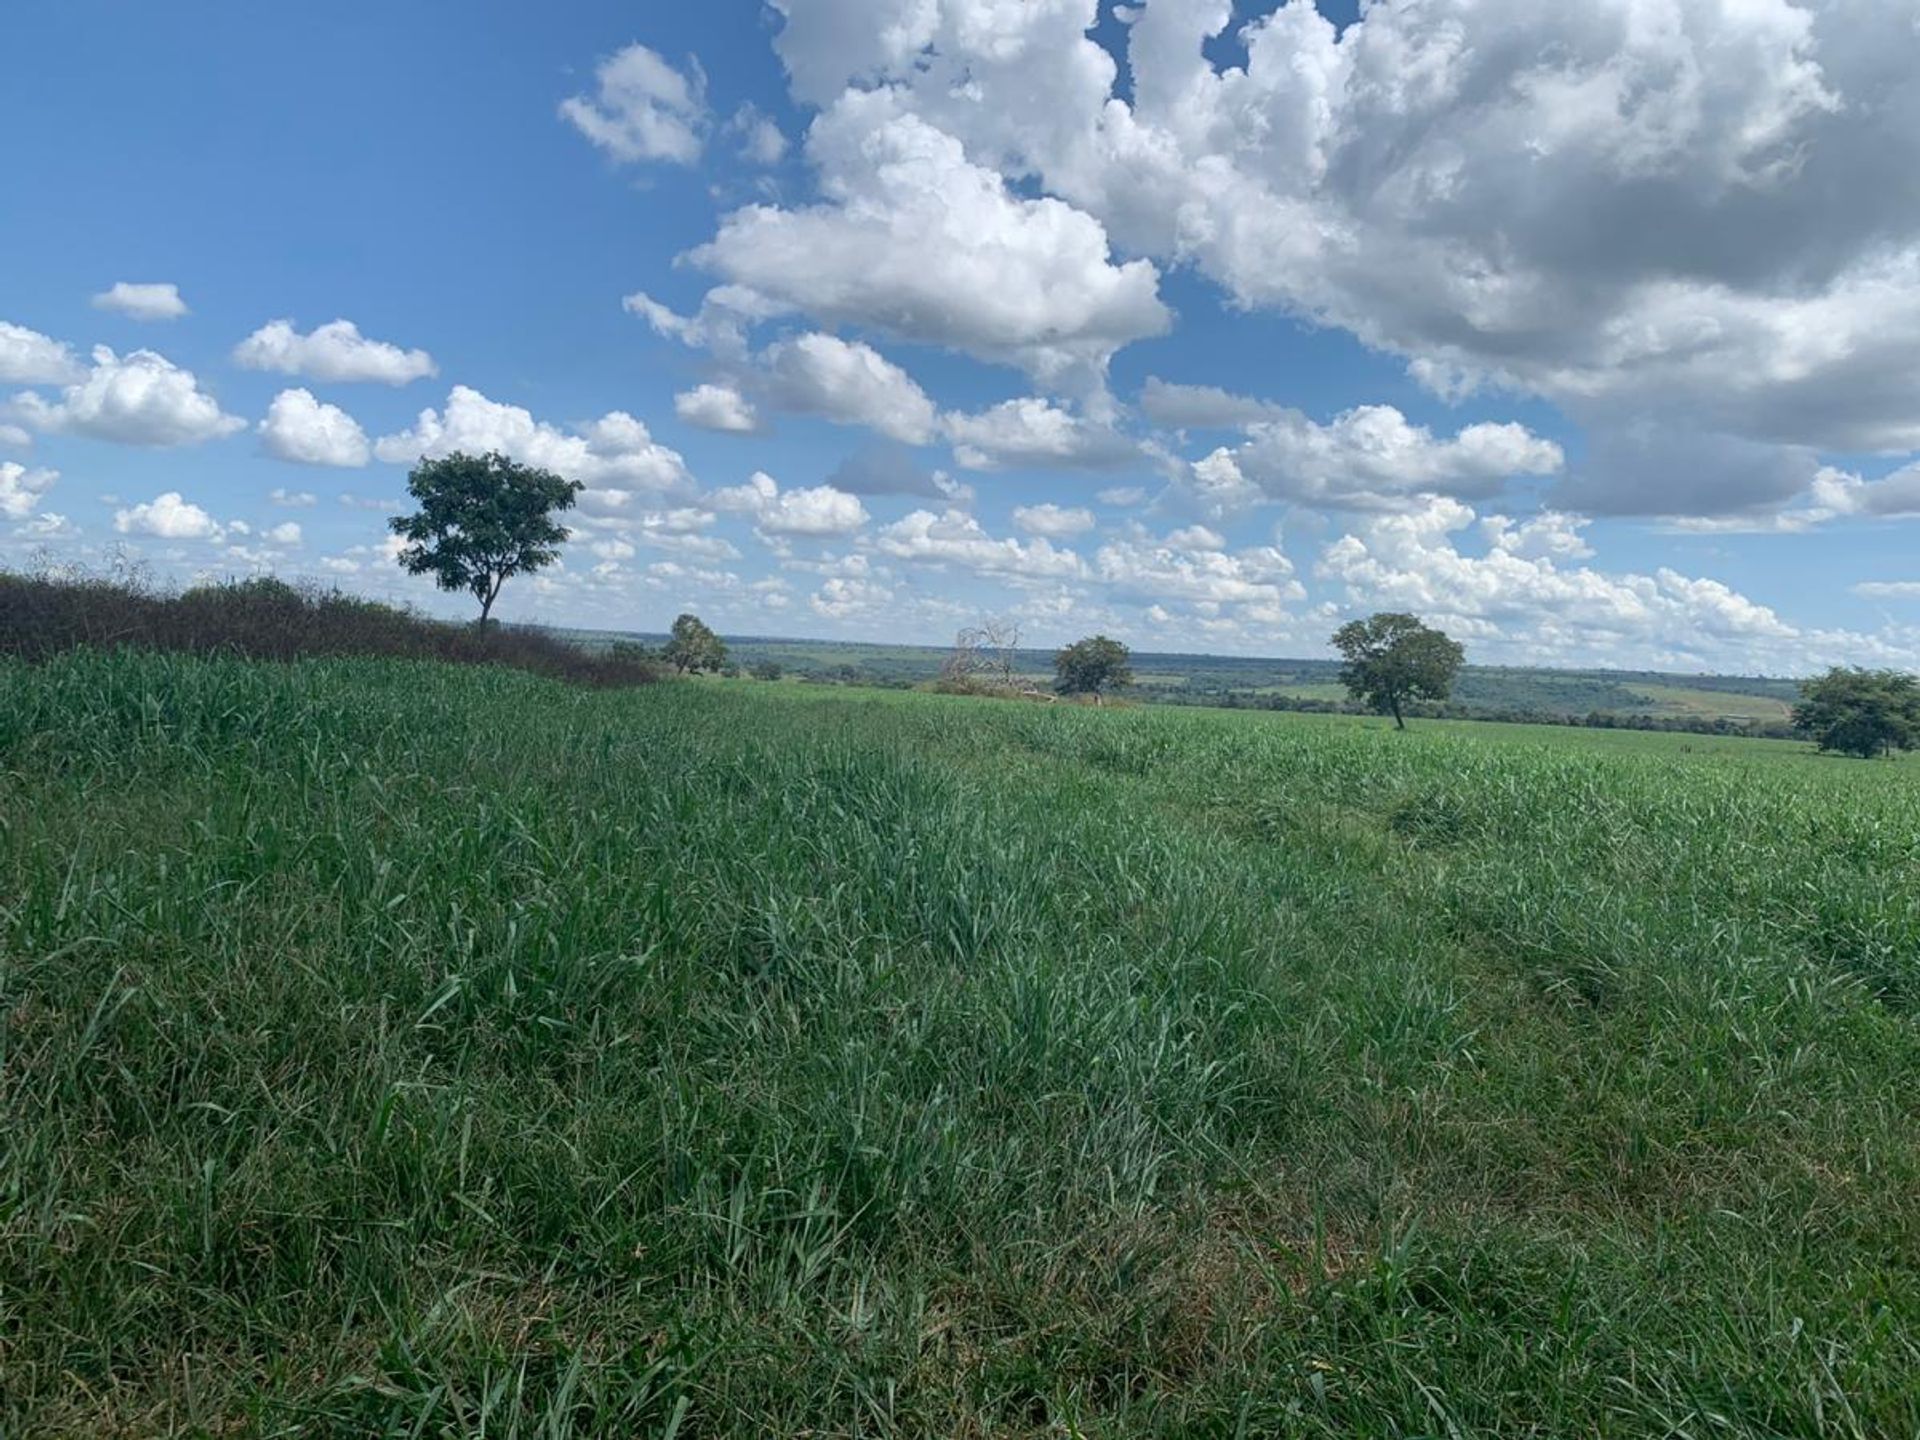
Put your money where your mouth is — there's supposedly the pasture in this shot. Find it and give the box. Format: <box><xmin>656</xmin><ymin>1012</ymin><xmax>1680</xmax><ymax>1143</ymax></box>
<box><xmin>3</xmin><ymin>650</ymin><xmax>1917</xmax><ymax>1436</ymax></box>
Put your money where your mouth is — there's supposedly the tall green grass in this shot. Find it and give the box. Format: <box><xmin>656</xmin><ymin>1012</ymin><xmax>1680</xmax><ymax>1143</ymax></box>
<box><xmin>3</xmin><ymin>651</ymin><xmax>1917</xmax><ymax>1436</ymax></box>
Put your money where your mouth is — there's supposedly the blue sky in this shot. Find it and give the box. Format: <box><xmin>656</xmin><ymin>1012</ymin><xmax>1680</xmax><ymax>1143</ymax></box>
<box><xmin>5</xmin><ymin>0</ymin><xmax>1919</xmax><ymax>673</ymax></box>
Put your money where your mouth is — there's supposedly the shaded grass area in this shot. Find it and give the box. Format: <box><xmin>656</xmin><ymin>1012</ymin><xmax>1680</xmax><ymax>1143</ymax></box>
<box><xmin>2</xmin><ymin>654</ymin><xmax>1917</xmax><ymax>1435</ymax></box>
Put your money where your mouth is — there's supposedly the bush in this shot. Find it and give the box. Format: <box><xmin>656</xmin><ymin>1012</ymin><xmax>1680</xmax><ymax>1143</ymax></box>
<box><xmin>0</xmin><ymin>570</ymin><xmax>660</xmax><ymax>687</ymax></box>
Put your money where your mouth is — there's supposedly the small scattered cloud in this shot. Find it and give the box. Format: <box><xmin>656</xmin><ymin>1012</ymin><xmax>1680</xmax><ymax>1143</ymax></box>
<box><xmin>92</xmin><ymin>282</ymin><xmax>189</xmax><ymax>321</ymax></box>
<box><xmin>560</xmin><ymin>43</ymin><xmax>707</xmax><ymax>165</ymax></box>
<box><xmin>675</xmin><ymin>382</ymin><xmax>759</xmax><ymax>433</ymax></box>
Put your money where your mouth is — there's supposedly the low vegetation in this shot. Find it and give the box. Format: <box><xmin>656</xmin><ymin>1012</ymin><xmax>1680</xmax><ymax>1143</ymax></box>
<box><xmin>0</xmin><ymin>569</ymin><xmax>659</xmax><ymax>687</ymax></box>
<box><xmin>4</xmin><ymin>649</ymin><xmax>1917</xmax><ymax>1435</ymax></box>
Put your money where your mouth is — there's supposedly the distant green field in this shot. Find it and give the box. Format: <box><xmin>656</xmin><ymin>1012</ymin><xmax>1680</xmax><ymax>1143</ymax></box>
<box><xmin>552</xmin><ymin>625</ymin><xmax>1804</xmax><ymax>730</ymax></box>
<box><xmin>1628</xmin><ymin>681</ymin><xmax>1796</xmax><ymax>722</ymax></box>
<box><xmin>6</xmin><ymin>655</ymin><xmax>1916</xmax><ymax>1435</ymax></box>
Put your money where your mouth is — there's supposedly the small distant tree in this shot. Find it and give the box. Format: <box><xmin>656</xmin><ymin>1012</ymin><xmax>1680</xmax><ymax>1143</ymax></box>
<box><xmin>662</xmin><ymin>612</ymin><xmax>728</xmax><ymax>674</ymax></box>
<box><xmin>748</xmin><ymin>659</ymin><xmax>784</xmax><ymax>682</ymax></box>
<box><xmin>1055</xmin><ymin>634</ymin><xmax>1133</xmax><ymax>702</ymax></box>
<box><xmin>1332</xmin><ymin>611</ymin><xmax>1464</xmax><ymax>729</ymax></box>
<box><xmin>1793</xmin><ymin>667</ymin><xmax>1920</xmax><ymax>758</ymax></box>
<box><xmin>389</xmin><ymin>451</ymin><xmax>581</xmax><ymax>626</ymax></box>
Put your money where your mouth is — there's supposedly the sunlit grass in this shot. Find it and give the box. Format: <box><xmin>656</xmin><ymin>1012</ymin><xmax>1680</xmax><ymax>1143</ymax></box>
<box><xmin>4</xmin><ymin>651</ymin><xmax>1917</xmax><ymax>1435</ymax></box>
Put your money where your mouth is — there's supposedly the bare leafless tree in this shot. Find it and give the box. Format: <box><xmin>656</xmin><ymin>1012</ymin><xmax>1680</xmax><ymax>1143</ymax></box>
<box><xmin>942</xmin><ymin>616</ymin><xmax>1023</xmax><ymax>691</ymax></box>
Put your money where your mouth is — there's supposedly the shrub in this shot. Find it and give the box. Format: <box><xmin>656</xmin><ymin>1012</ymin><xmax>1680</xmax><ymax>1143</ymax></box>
<box><xmin>0</xmin><ymin>569</ymin><xmax>660</xmax><ymax>687</ymax></box>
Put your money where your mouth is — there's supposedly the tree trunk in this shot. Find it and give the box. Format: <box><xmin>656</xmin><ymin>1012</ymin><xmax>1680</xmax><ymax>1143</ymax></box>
<box><xmin>1390</xmin><ymin>692</ymin><xmax>1405</xmax><ymax>730</ymax></box>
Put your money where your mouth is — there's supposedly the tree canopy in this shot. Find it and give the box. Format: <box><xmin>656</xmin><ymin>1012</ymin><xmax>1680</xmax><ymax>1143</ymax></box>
<box><xmin>1792</xmin><ymin>667</ymin><xmax>1920</xmax><ymax>758</ymax></box>
<box><xmin>1054</xmin><ymin>635</ymin><xmax>1133</xmax><ymax>700</ymax></box>
<box><xmin>388</xmin><ymin>451</ymin><xmax>581</xmax><ymax>625</ymax></box>
<box><xmin>1332</xmin><ymin>612</ymin><xmax>1464</xmax><ymax>729</ymax></box>
<box><xmin>663</xmin><ymin>613</ymin><xmax>728</xmax><ymax>675</ymax></box>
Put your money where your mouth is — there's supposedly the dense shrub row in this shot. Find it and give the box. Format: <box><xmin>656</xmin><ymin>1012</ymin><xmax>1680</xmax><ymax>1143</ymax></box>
<box><xmin>0</xmin><ymin>570</ymin><xmax>660</xmax><ymax>687</ymax></box>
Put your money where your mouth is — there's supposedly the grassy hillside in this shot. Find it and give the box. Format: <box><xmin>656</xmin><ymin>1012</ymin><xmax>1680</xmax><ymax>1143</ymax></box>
<box><xmin>4</xmin><ymin>654</ymin><xmax>1917</xmax><ymax>1435</ymax></box>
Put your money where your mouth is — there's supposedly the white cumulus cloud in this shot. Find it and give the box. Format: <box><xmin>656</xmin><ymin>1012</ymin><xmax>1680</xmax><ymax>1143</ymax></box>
<box><xmin>92</xmin><ymin>282</ymin><xmax>189</xmax><ymax>321</ymax></box>
<box><xmin>1013</xmin><ymin>503</ymin><xmax>1096</xmax><ymax>538</ymax></box>
<box><xmin>944</xmin><ymin>397</ymin><xmax>1140</xmax><ymax>471</ymax></box>
<box><xmin>875</xmin><ymin>508</ymin><xmax>1086</xmax><ymax>580</ymax></box>
<box><xmin>234</xmin><ymin>319</ymin><xmax>436</xmax><ymax>385</ymax></box>
<box><xmin>0</xmin><ymin>461</ymin><xmax>57</xmax><ymax>519</ymax></box>
<box><xmin>762</xmin><ymin>333</ymin><xmax>939</xmax><ymax>444</ymax></box>
<box><xmin>561</xmin><ymin>43</ymin><xmax>707</xmax><ymax>165</ymax></box>
<box><xmin>675</xmin><ymin>382</ymin><xmax>759</xmax><ymax>433</ymax></box>
<box><xmin>14</xmin><ymin>346</ymin><xmax>244</xmax><ymax>447</ymax></box>
<box><xmin>711</xmin><ymin>470</ymin><xmax>869</xmax><ymax>537</ymax></box>
<box><xmin>690</xmin><ymin>89</ymin><xmax>1169</xmax><ymax>387</ymax></box>
<box><xmin>374</xmin><ymin>385</ymin><xmax>695</xmax><ymax>511</ymax></box>
<box><xmin>0</xmin><ymin>320</ymin><xmax>83</xmax><ymax>385</ymax></box>
<box><xmin>259</xmin><ymin>388</ymin><xmax>370</xmax><ymax>467</ymax></box>
<box><xmin>115</xmin><ymin>491</ymin><xmax>224</xmax><ymax>541</ymax></box>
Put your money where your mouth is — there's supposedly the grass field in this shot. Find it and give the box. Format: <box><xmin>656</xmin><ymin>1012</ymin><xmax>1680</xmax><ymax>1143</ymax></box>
<box><xmin>4</xmin><ymin>651</ymin><xmax>1918</xmax><ymax>1436</ymax></box>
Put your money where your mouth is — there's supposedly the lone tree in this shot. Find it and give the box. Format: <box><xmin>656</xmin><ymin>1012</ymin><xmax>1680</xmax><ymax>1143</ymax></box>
<box><xmin>389</xmin><ymin>451</ymin><xmax>581</xmax><ymax>626</ymax></box>
<box><xmin>1332</xmin><ymin>611</ymin><xmax>1464</xmax><ymax>729</ymax></box>
<box><xmin>1055</xmin><ymin>634</ymin><xmax>1133</xmax><ymax>702</ymax></box>
<box><xmin>1793</xmin><ymin>667</ymin><xmax>1920</xmax><ymax>758</ymax></box>
<box><xmin>663</xmin><ymin>612</ymin><xmax>728</xmax><ymax>674</ymax></box>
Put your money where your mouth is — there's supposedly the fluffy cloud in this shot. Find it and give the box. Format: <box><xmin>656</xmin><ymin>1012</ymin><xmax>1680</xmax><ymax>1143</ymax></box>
<box><xmin>825</xmin><ymin>444</ymin><xmax>971</xmax><ymax>502</ymax></box>
<box><xmin>561</xmin><ymin>44</ymin><xmax>707</xmax><ymax>165</ymax></box>
<box><xmin>769</xmin><ymin>0</ymin><xmax>1920</xmax><ymax>511</ymax></box>
<box><xmin>675</xmin><ymin>383</ymin><xmax>759</xmax><ymax>433</ymax></box>
<box><xmin>1306</xmin><ymin>496</ymin><xmax>1895</xmax><ymax>669</ymax></box>
<box><xmin>0</xmin><ymin>320</ymin><xmax>83</xmax><ymax>385</ymax></box>
<box><xmin>711</xmin><ymin>470</ymin><xmax>869</xmax><ymax>537</ymax></box>
<box><xmin>1012</xmin><ymin>503</ymin><xmax>1096</xmax><ymax>538</ymax></box>
<box><xmin>1140</xmin><ymin>379</ymin><xmax>1286</xmax><ymax>430</ymax></box>
<box><xmin>875</xmin><ymin>508</ymin><xmax>1085</xmax><ymax>580</ymax></box>
<box><xmin>1095</xmin><ymin>532</ymin><xmax>1304</xmax><ymax>608</ymax></box>
<box><xmin>114</xmin><ymin>491</ymin><xmax>223</xmax><ymax>541</ymax></box>
<box><xmin>92</xmin><ymin>282</ymin><xmax>188</xmax><ymax>321</ymax></box>
<box><xmin>1205</xmin><ymin>405</ymin><xmax>1564</xmax><ymax>511</ymax></box>
<box><xmin>270</xmin><ymin>488</ymin><xmax>317</xmax><ymax>508</ymax></box>
<box><xmin>14</xmin><ymin>346</ymin><xmax>244</xmax><ymax>447</ymax></box>
<box><xmin>0</xmin><ymin>461</ymin><xmax>56</xmax><ymax>519</ymax></box>
<box><xmin>1855</xmin><ymin>581</ymin><xmax>1920</xmax><ymax>600</ymax></box>
<box><xmin>234</xmin><ymin>319</ymin><xmax>436</xmax><ymax>385</ymax></box>
<box><xmin>259</xmin><ymin>388</ymin><xmax>371</xmax><ymax>467</ymax></box>
<box><xmin>374</xmin><ymin>385</ymin><xmax>694</xmax><ymax>509</ymax></box>
<box><xmin>944</xmin><ymin>397</ymin><xmax>1140</xmax><ymax>471</ymax></box>
<box><xmin>690</xmin><ymin>89</ymin><xmax>1169</xmax><ymax>386</ymax></box>
<box><xmin>762</xmin><ymin>333</ymin><xmax>939</xmax><ymax>444</ymax></box>
<box><xmin>729</xmin><ymin>104</ymin><xmax>789</xmax><ymax>165</ymax></box>
<box><xmin>811</xmin><ymin>574</ymin><xmax>899</xmax><ymax>620</ymax></box>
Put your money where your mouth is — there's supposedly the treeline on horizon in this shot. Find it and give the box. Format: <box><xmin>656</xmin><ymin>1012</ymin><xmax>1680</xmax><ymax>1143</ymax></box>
<box><xmin>0</xmin><ymin>567</ymin><xmax>1812</xmax><ymax>741</ymax></box>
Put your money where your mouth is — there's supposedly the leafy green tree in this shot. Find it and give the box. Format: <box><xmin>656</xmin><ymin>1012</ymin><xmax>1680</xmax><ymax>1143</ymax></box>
<box><xmin>1792</xmin><ymin>667</ymin><xmax>1920</xmax><ymax>758</ymax></box>
<box><xmin>663</xmin><ymin>613</ymin><xmax>728</xmax><ymax>674</ymax></box>
<box><xmin>1054</xmin><ymin>634</ymin><xmax>1133</xmax><ymax>701</ymax></box>
<box><xmin>389</xmin><ymin>451</ymin><xmax>581</xmax><ymax>625</ymax></box>
<box><xmin>748</xmin><ymin>659</ymin><xmax>784</xmax><ymax>682</ymax></box>
<box><xmin>1332</xmin><ymin>611</ymin><xmax>1464</xmax><ymax>729</ymax></box>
